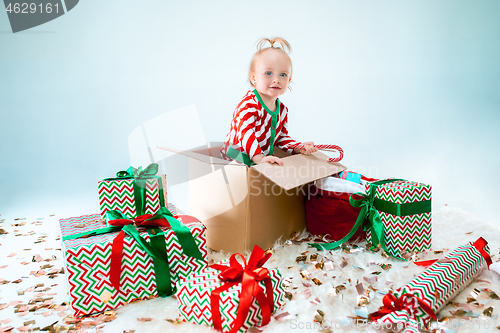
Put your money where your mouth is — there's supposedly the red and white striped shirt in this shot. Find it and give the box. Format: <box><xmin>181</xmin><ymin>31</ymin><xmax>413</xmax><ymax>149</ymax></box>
<box><xmin>221</xmin><ymin>90</ymin><xmax>301</xmax><ymax>161</ymax></box>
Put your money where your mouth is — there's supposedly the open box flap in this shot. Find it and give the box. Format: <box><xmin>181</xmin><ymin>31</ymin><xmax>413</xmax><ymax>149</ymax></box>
<box><xmin>156</xmin><ymin>145</ymin><xmax>241</xmax><ymax>167</ymax></box>
<box><xmin>251</xmin><ymin>151</ymin><xmax>347</xmax><ymax>191</ymax></box>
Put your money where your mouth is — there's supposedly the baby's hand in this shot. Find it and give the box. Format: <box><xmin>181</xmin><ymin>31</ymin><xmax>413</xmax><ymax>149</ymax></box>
<box><xmin>295</xmin><ymin>141</ymin><xmax>318</xmax><ymax>155</ymax></box>
<box><xmin>260</xmin><ymin>156</ymin><xmax>284</xmax><ymax>166</ymax></box>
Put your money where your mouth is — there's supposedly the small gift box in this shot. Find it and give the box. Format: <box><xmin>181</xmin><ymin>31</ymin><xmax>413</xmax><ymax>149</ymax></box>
<box><xmin>176</xmin><ymin>245</ymin><xmax>285</xmax><ymax>333</ymax></box>
<box><xmin>370</xmin><ymin>237</ymin><xmax>492</xmax><ymax>333</ymax></box>
<box><xmin>365</xmin><ymin>179</ymin><xmax>432</xmax><ymax>257</ymax></box>
<box><xmin>60</xmin><ymin>204</ymin><xmax>207</xmax><ymax>316</ymax></box>
<box><xmin>98</xmin><ymin>163</ymin><xmax>167</xmax><ymax>219</ymax></box>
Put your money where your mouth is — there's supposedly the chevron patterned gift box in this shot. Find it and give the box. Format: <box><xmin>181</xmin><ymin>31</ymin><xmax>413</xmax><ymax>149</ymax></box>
<box><xmin>371</xmin><ymin>237</ymin><xmax>492</xmax><ymax>333</ymax></box>
<box><xmin>98</xmin><ymin>164</ymin><xmax>168</xmax><ymax>219</ymax></box>
<box><xmin>176</xmin><ymin>246</ymin><xmax>285</xmax><ymax>333</ymax></box>
<box><xmin>366</xmin><ymin>179</ymin><xmax>432</xmax><ymax>257</ymax></box>
<box><xmin>59</xmin><ymin>204</ymin><xmax>207</xmax><ymax>316</ymax></box>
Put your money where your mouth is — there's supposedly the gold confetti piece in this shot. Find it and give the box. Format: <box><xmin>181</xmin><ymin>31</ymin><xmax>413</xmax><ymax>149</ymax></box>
<box><xmin>100</xmin><ymin>290</ymin><xmax>112</xmax><ymax>303</ymax></box>
<box><xmin>371</xmin><ymin>271</ymin><xmax>382</xmax><ymax>275</ymax></box>
<box><xmin>357</xmin><ymin>295</ymin><xmax>370</xmax><ymax>306</ymax></box>
<box><xmin>450</xmin><ymin>309</ymin><xmax>467</xmax><ymax>316</ymax></box>
<box><xmin>315</xmin><ymin>262</ymin><xmax>324</xmax><ymax>270</ymax></box>
<box><xmin>137</xmin><ymin>318</ymin><xmax>153</xmax><ymax>322</ymax></box>
<box><xmin>312</xmin><ymin>278</ymin><xmax>322</xmax><ymax>286</ymax></box>
<box><xmin>314</xmin><ymin>309</ymin><xmax>325</xmax><ymax>323</ymax></box>
<box><xmin>381</xmin><ymin>251</ymin><xmax>390</xmax><ymax>259</ymax></box>
<box><xmin>380</xmin><ymin>263</ymin><xmax>392</xmax><ymax>270</ymax></box>
<box><xmin>12</xmin><ymin>279</ymin><xmax>22</xmax><ymax>284</ymax></box>
<box><xmin>483</xmin><ymin>306</ymin><xmax>494</xmax><ymax>317</ymax></box>
<box><xmin>310</xmin><ymin>253</ymin><xmax>318</xmax><ymax>261</ymax></box>
<box><xmin>284</xmin><ymin>291</ymin><xmax>293</xmax><ymax>301</ymax></box>
<box><xmin>165</xmin><ymin>318</ymin><xmax>182</xmax><ymax>325</ymax></box>
<box><xmin>295</xmin><ymin>255</ymin><xmax>307</xmax><ymax>263</ymax></box>
<box><xmin>300</xmin><ymin>270</ymin><xmax>311</xmax><ymax>280</ymax></box>
<box><xmin>340</xmin><ymin>257</ymin><xmax>348</xmax><ymax>268</ymax></box>
<box><xmin>488</xmin><ymin>291</ymin><xmax>499</xmax><ymax>300</ymax></box>
<box><xmin>465</xmin><ymin>231</ymin><xmax>473</xmax><ymax>234</ymax></box>
<box><xmin>124</xmin><ymin>330</ymin><xmax>136</xmax><ymax>333</ymax></box>
<box><xmin>7</xmin><ymin>252</ymin><xmax>16</xmax><ymax>257</ymax></box>
<box><xmin>23</xmin><ymin>320</ymin><xmax>35</xmax><ymax>326</ymax></box>
<box><xmin>335</xmin><ymin>285</ymin><xmax>346</xmax><ymax>293</ymax></box>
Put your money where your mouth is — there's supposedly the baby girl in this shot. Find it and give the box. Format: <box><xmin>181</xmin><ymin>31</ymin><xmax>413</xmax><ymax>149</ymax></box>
<box><xmin>221</xmin><ymin>37</ymin><xmax>317</xmax><ymax>166</ymax></box>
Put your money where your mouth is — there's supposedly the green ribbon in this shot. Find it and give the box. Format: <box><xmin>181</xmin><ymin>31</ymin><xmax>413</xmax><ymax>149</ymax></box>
<box><xmin>225</xmin><ymin>147</ymin><xmax>256</xmax><ymax>167</ymax></box>
<box><xmin>104</xmin><ymin>163</ymin><xmax>166</xmax><ymax>216</ymax></box>
<box><xmin>253</xmin><ymin>89</ymin><xmax>280</xmax><ymax>156</ymax></box>
<box><xmin>309</xmin><ymin>179</ymin><xmax>431</xmax><ymax>259</ymax></box>
<box><xmin>63</xmin><ymin>208</ymin><xmax>203</xmax><ymax>296</ymax></box>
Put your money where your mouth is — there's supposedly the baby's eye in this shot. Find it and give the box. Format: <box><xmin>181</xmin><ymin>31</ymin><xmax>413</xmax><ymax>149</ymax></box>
<box><xmin>280</xmin><ymin>73</ymin><xmax>288</xmax><ymax>77</ymax></box>
<box><xmin>265</xmin><ymin>71</ymin><xmax>272</xmax><ymax>76</ymax></box>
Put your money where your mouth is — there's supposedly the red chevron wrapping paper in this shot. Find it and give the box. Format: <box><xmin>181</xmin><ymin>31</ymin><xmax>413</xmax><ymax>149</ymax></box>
<box><xmin>97</xmin><ymin>174</ymin><xmax>168</xmax><ymax>218</ymax></box>
<box><xmin>366</xmin><ymin>180</ymin><xmax>432</xmax><ymax>257</ymax></box>
<box><xmin>176</xmin><ymin>260</ymin><xmax>285</xmax><ymax>333</ymax></box>
<box><xmin>371</xmin><ymin>238</ymin><xmax>491</xmax><ymax>333</ymax></box>
<box><xmin>59</xmin><ymin>203</ymin><xmax>207</xmax><ymax>316</ymax></box>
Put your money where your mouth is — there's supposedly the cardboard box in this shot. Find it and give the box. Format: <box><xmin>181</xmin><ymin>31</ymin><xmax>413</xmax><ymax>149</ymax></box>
<box><xmin>163</xmin><ymin>144</ymin><xmax>346</xmax><ymax>253</ymax></box>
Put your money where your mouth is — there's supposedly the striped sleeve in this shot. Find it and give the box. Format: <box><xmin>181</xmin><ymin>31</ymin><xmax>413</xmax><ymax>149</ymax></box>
<box><xmin>235</xmin><ymin>106</ymin><xmax>263</xmax><ymax>159</ymax></box>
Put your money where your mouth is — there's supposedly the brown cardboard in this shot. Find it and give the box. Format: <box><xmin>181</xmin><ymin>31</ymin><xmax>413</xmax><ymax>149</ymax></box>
<box><xmin>158</xmin><ymin>144</ymin><xmax>346</xmax><ymax>253</ymax></box>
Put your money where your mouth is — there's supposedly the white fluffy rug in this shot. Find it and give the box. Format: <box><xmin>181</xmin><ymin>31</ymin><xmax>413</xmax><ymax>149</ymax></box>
<box><xmin>1</xmin><ymin>206</ymin><xmax>499</xmax><ymax>333</ymax></box>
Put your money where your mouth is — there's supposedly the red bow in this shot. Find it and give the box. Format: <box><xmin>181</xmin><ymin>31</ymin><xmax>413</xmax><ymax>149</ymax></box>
<box><xmin>370</xmin><ymin>293</ymin><xmax>436</xmax><ymax>322</ymax></box>
<box><xmin>413</xmin><ymin>237</ymin><xmax>492</xmax><ymax>268</ymax></box>
<box><xmin>210</xmin><ymin>245</ymin><xmax>275</xmax><ymax>333</ymax></box>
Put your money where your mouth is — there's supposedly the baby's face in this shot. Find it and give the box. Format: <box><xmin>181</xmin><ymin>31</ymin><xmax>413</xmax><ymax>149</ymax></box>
<box><xmin>252</xmin><ymin>49</ymin><xmax>292</xmax><ymax>101</ymax></box>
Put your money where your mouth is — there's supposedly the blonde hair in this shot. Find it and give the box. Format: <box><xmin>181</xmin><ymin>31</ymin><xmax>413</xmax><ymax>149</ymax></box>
<box><xmin>249</xmin><ymin>37</ymin><xmax>293</xmax><ymax>89</ymax></box>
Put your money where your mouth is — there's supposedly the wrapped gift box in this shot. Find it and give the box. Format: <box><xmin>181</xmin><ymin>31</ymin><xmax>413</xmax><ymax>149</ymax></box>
<box><xmin>176</xmin><ymin>247</ymin><xmax>285</xmax><ymax>333</ymax></box>
<box><xmin>366</xmin><ymin>179</ymin><xmax>432</xmax><ymax>257</ymax></box>
<box><xmin>371</xmin><ymin>238</ymin><xmax>492</xmax><ymax>332</ymax></box>
<box><xmin>60</xmin><ymin>204</ymin><xmax>207</xmax><ymax>316</ymax></box>
<box><xmin>98</xmin><ymin>164</ymin><xmax>168</xmax><ymax>218</ymax></box>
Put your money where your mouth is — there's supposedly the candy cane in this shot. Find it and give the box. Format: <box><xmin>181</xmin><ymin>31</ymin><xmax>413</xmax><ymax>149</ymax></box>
<box><xmin>291</xmin><ymin>143</ymin><xmax>344</xmax><ymax>162</ymax></box>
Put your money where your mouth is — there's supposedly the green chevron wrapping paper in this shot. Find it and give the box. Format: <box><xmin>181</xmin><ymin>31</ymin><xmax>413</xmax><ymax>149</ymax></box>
<box><xmin>176</xmin><ymin>260</ymin><xmax>285</xmax><ymax>333</ymax></box>
<box><xmin>98</xmin><ymin>174</ymin><xmax>167</xmax><ymax>219</ymax></box>
<box><xmin>366</xmin><ymin>179</ymin><xmax>432</xmax><ymax>257</ymax></box>
<box><xmin>60</xmin><ymin>204</ymin><xmax>207</xmax><ymax>316</ymax></box>
<box><xmin>371</xmin><ymin>238</ymin><xmax>492</xmax><ymax>333</ymax></box>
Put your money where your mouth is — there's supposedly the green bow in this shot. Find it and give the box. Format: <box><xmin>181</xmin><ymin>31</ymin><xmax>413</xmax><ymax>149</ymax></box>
<box><xmin>105</xmin><ymin>163</ymin><xmax>165</xmax><ymax>216</ymax></box>
<box><xmin>63</xmin><ymin>208</ymin><xmax>204</xmax><ymax>296</ymax></box>
<box><xmin>309</xmin><ymin>179</ymin><xmax>431</xmax><ymax>259</ymax></box>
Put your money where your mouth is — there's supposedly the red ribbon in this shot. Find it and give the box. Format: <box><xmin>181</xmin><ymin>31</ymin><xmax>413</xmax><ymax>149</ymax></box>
<box><xmin>109</xmin><ymin>213</ymin><xmax>180</xmax><ymax>292</ymax></box>
<box><xmin>370</xmin><ymin>293</ymin><xmax>436</xmax><ymax>322</ymax></box>
<box><xmin>210</xmin><ymin>245</ymin><xmax>275</xmax><ymax>333</ymax></box>
<box><xmin>472</xmin><ymin>237</ymin><xmax>492</xmax><ymax>267</ymax></box>
<box><xmin>413</xmin><ymin>237</ymin><xmax>492</xmax><ymax>268</ymax></box>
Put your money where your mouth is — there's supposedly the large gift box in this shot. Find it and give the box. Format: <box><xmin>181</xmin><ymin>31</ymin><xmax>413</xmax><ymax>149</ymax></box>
<box><xmin>176</xmin><ymin>245</ymin><xmax>285</xmax><ymax>333</ymax></box>
<box><xmin>98</xmin><ymin>163</ymin><xmax>168</xmax><ymax>218</ymax></box>
<box><xmin>365</xmin><ymin>179</ymin><xmax>432</xmax><ymax>257</ymax></box>
<box><xmin>60</xmin><ymin>204</ymin><xmax>207</xmax><ymax>316</ymax></box>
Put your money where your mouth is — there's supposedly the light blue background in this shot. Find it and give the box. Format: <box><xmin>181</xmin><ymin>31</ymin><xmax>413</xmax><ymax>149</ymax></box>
<box><xmin>1</xmin><ymin>1</ymin><xmax>499</xmax><ymax>225</ymax></box>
